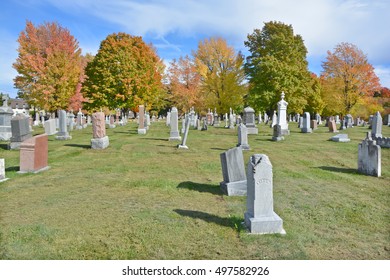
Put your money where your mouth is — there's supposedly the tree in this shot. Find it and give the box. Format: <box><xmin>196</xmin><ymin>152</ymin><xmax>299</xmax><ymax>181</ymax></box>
<box><xmin>82</xmin><ymin>33</ymin><xmax>166</xmax><ymax>112</ymax></box>
<box><xmin>13</xmin><ymin>21</ymin><xmax>82</xmax><ymax>112</ymax></box>
<box><xmin>321</xmin><ymin>42</ymin><xmax>381</xmax><ymax>115</ymax></box>
<box><xmin>193</xmin><ymin>37</ymin><xmax>247</xmax><ymax>114</ymax></box>
<box><xmin>245</xmin><ymin>21</ymin><xmax>315</xmax><ymax>114</ymax></box>
<box><xmin>167</xmin><ymin>55</ymin><xmax>203</xmax><ymax>113</ymax></box>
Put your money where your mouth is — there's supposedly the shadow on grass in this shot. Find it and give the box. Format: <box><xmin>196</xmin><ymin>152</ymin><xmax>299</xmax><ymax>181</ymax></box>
<box><xmin>177</xmin><ymin>181</ymin><xmax>221</xmax><ymax>195</ymax></box>
<box><xmin>210</xmin><ymin>147</ymin><xmax>228</xmax><ymax>151</ymax></box>
<box><xmin>317</xmin><ymin>166</ymin><xmax>358</xmax><ymax>174</ymax></box>
<box><xmin>64</xmin><ymin>144</ymin><xmax>90</xmax><ymax>149</ymax></box>
<box><xmin>0</xmin><ymin>144</ymin><xmax>8</xmax><ymax>150</ymax></box>
<box><xmin>5</xmin><ymin>166</ymin><xmax>19</xmax><ymax>172</ymax></box>
<box><xmin>174</xmin><ymin>209</ymin><xmax>244</xmax><ymax>232</ymax></box>
<box><xmin>142</xmin><ymin>138</ymin><xmax>168</xmax><ymax>142</ymax></box>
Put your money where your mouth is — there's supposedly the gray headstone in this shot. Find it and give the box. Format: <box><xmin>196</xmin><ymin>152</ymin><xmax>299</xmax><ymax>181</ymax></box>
<box><xmin>169</xmin><ymin>107</ymin><xmax>181</xmax><ymax>141</ymax></box>
<box><xmin>9</xmin><ymin>114</ymin><xmax>32</xmax><ymax>149</ymax></box>
<box><xmin>244</xmin><ymin>154</ymin><xmax>285</xmax><ymax>234</ymax></box>
<box><xmin>220</xmin><ymin>147</ymin><xmax>247</xmax><ymax>196</ymax></box>
<box><xmin>272</xmin><ymin>124</ymin><xmax>284</xmax><ymax>141</ymax></box>
<box><xmin>301</xmin><ymin>112</ymin><xmax>312</xmax><ymax>133</ymax></box>
<box><xmin>371</xmin><ymin>112</ymin><xmax>382</xmax><ymax>138</ymax></box>
<box><xmin>178</xmin><ymin>114</ymin><xmax>191</xmax><ymax>149</ymax></box>
<box><xmin>237</xmin><ymin>123</ymin><xmax>250</xmax><ymax>150</ymax></box>
<box><xmin>55</xmin><ymin>110</ymin><xmax>72</xmax><ymax>140</ymax></box>
<box><xmin>358</xmin><ymin>132</ymin><xmax>381</xmax><ymax>177</ymax></box>
<box><xmin>330</xmin><ymin>134</ymin><xmax>350</xmax><ymax>142</ymax></box>
<box><xmin>243</xmin><ymin>106</ymin><xmax>258</xmax><ymax>134</ymax></box>
<box><xmin>44</xmin><ymin>119</ymin><xmax>57</xmax><ymax>135</ymax></box>
<box><xmin>0</xmin><ymin>95</ymin><xmax>13</xmax><ymax>141</ymax></box>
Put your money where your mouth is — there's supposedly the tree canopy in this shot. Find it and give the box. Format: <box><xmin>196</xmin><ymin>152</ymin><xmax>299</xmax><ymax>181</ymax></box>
<box><xmin>321</xmin><ymin>42</ymin><xmax>381</xmax><ymax>116</ymax></box>
<box><xmin>245</xmin><ymin>21</ymin><xmax>316</xmax><ymax>114</ymax></box>
<box><xmin>193</xmin><ymin>37</ymin><xmax>247</xmax><ymax>114</ymax></box>
<box><xmin>13</xmin><ymin>20</ymin><xmax>82</xmax><ymax>112</ymax></box>
<box><xmin>82</xmin><ymin>32</ymin><xmax>166</xmax><ymax>112</ymax></box>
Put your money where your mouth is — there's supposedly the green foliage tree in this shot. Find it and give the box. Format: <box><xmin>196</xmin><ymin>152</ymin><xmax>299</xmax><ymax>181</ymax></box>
<box><xmin>82</xmin><ymin>33</ymin><xmax>166</xmax><ymax>112</ymax></box>
<box><xmin>245</xmin><ymin>21</ymin><xmax>316</xmax><ymax>114</ymax></box>
<box><xmin>13</xmin><ymin>21</ymin><xmax>82</xmax><ymax>112</ymax></box>
<box><xmin>193</xmin><ymin>37</ymin><xmax>247</xmax><ymax>114</ymax></box>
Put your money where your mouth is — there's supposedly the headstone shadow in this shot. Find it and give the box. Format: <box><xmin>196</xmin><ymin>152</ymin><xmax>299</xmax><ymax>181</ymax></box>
<box><xmin>177</xmin><ymin>181</ymin><xmax>221</xmax><ymax>195</ymax></box>
<box><xmin>6</xmin><ymin>166</ymin><xmax>19</xmax><ymax>172</ymax></box>
<box><xmin>173</xmin><ymin>209</ymin><xmax>243</xmax><ymax>231</ymax></box>
<box><xmin>142</xmin><ymin>137</ymin><xmax>168</xmax><ymax>142</ymax></box>
<box><xmin>64</xmin><ymin>144</ymin><xmax>90</xmax><ymax>149</ymax></box>
<box><xmin>0</xmin><ymin>144</ymin><xmax>8</xmax><ymax>150</ymax></box>
<box><xmin>317</xmin><ymin>166</ymin><xmax>358</xmax><ymax>174</ymax></box>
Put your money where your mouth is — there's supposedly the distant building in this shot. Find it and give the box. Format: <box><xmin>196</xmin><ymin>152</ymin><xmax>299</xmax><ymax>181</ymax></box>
<box><xmin>9</xmin><ymin>98</ymin><xmax>30</xmax><ymax>116</ymax></box>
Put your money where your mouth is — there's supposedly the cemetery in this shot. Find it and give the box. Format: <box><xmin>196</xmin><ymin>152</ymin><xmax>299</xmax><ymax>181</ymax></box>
<box><xmin>0</xmin><ymin>116</ymin><xmax>389</xmax><ymax>259</ymax></box>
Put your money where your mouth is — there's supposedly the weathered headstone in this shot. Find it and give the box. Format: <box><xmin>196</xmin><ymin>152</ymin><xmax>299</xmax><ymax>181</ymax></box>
<box><xmin>310</xmin><ymin>119</ymin><xmax>317</xmax><ymax>130</ymax></box>
<box><xmin>328</xmin><ymin>119</ymin><xmax>338</xmax><ymax>133</ymax></box>
<box><xmin>272</xmin><ymin>124</ymin><xmax>284</xmax><ymax>142</ymax></box>
<box><xmin>345</xmin><ymin>114</ymin><xmax>353</xmax><ymax>128</ymax></box>
<box><xmin>220</xmin><ymin>147</ymin><xmax>247</xmax><ymax>196</ymax></box>
<box><xmin>9</xmin><ymin>114</ymin><xmax>32</xmax><ymax>149</ymax></box>
<box><xmin>243</xmin><ymin>106</ymin><xmax>258</xmax><ymax>134</ymax></box>
<box><xmin>237</xmin><ymin>123</ymin><xmax>250</xmax><ymax>150</ymax></box>
<box><xmin>206</xmin><ymin>108</ymin><xmax>213</xmax><ymax>125</ymax></box>
<box><xmin>213</xmin><ymin>108</ymin><xmax>220</xmax><ymax>126</ymax></box>
<box><xmin>270</xmin><ymin>111</ymin><xmax>277</xmax><ymax>128</ymax></box>
<box><xmin>371</xmin><ymin>111</ymin><xmax>382</xmax><ymax>138</ymax></box>
<box><xmin>0</xmin><ymin>95</ymin><xmax>13</xmax><ymax>141</ymax></box>
<box><xmin>301</xmin><ymin>112</ymin><xmax>312</xmax><ymax>133</ymax></box>
<box><xmin>330</xmin><ymin>134</ymin><xmax>350</xmax><ymax>142</ymax></box>
<box><xmin>166</xmin><ymin>110</ymin><xmax>171</xmax><ymax>126</ymax></box>
<box><xmin>76</xmin><ymin>109</ymin><xmax>83</xmax><ymax>130</ymax></box>
<box><xmin>91</xmin><ymin>112</ymin><xmax>109</xmax><ymax>149</ymax></box>
<box><xmin>0</xmin><ymin>158</ymin><xmax>9</xmax><ymax>182</ymax></box>
<box><xmin>169</xmin><ymin>107</ymin><xmax>181</xmax><ymax>141</ymax></box>
<box><xmin>229</xmin><ymin>108</ymin><xmax>235</xmax><ymax>129</ymax></box>
<box><xmin>137</xmin><ymin>105</ymin><xmax>146</xmax><ymax>134</ymax></box>
<box><xmin>244</xmin><ymin>154</ymin><xmax>285</xmax><ymax>234</ymax></box>
<box><xmin>68</xmin><ymin>111</ymin><xmax>74</xmax><ymax>131</ymax></box>
<box><xmin>178</xmin><ymin>114</ymin><xmax>191</xmax><ymax>149</ymax></box>
<box><xmin>277</xmin><ymin>91</ymin><xmax>289</xmax><ymax>135</ymax></box>
<box><xmin>44</xmin><ymin>119</ymin><xmax>57</xmax><ymax>135</ymax></box>
<box><xmin>109</xmin><ymin>115</ymin><xmax>116</xmax><ymax>129</ymax></box>
<box><xmin>19</xmin><ymin>134</ymin><xmax>49</xmax><ymax>173</ymax></box>
<box><xmin>358</xmin><ymin>133</ymin><xmax>381</xmax><ymax>177</ymax></box>
<box><xmin>55</xmin><ymin>110</ymin><xmax>72</xmax><ymax>140</ymax></box>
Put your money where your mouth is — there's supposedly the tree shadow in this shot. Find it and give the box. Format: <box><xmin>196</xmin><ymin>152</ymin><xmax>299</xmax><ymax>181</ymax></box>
<box><xmin>64</xmin><ymin>144</ymin><xmax>90</xmax><ymax>149</ymax></box>
<box><xmin>5</xmin><ymin>166</ymin><xmax>19</xmax><ymax>172</ymax></box>
<box><xmin>177</xmin><ymin>181</ymin><xmax>222</xmax><ymax>195</ymax></box>
<box><xmin>317</xmin><ymin>166</ymin><xmax>358</xmax><ymax>174</ymax></box>
<box><xmin>173</xmin><ymin>209</ymin><xmax>244</xmax><ymax>232</ymax></box>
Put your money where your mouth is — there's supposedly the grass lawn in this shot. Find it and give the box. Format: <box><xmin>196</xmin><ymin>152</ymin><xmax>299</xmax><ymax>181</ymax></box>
<box><xmin>0</xmin><ymin>120</ymin><xmax>389</xmax><ymax>260</ymax></box>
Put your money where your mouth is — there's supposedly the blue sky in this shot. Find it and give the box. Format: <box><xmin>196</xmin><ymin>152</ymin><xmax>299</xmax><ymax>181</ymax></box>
<box><xmin>1</xmin><ymin>0</ymin><xmax>389</xmax><ymax>98</ymax></box>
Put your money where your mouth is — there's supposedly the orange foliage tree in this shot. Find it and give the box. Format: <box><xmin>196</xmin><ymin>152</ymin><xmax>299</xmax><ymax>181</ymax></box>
<box><xmin>166</xmin><ymin>55</ymin><xmax>203</xmax><ymax>113</ymax></box>
<box><xmin>321</xmin><ymin>42</ymin><xmax>381</xmax><ymax>116</ymax></box>
<box><xmin>13</xmin><ymin>21</ymin><xmax>82</xmax><ymax>112</ymax></box>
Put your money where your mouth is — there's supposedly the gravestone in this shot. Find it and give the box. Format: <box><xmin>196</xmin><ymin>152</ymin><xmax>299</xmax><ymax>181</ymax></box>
<box><xmin>68</xmin><ymin>111</ymin><xmax>74</xmax><ymax>131</ymax></box>
<box><xmin>277</xmin><ymin>92</ymin><xmax>289</xmax><ymax>135</ymax></box>
<box><xmin>270</xmin><ymin>111</ymin><xmax>277</xmax><ymax>128</ymax></box>
<box><xmin>55</xmin><ymin>110</ymin><xmax>72</xmax><ymax>140</ymax></box>
<box><xmin>243</xmin><ymin>106</ymin><xmax>258</xmax><ymax>134</ymax></box>
<box><xmin>345</xmin><ymin>114</ymin><xmax>353</xmax><ymax>128</ymax></box>
<box><xmin>76</xmin><ymin>109</ymin><xmax>83</xmax><ymax>130</ymax></box>
<box><xmin>213</xmin><ymin>108</ymin><xmax>220</xmax><ymax>126</ymax></box>
<box><xmin>109</xmin><ymin>115</ymin><xmax>116</xmax><ymax>129</ymax></box>
<box><xmin>296</xmin><ymin>113</ymin><xmax>300</xmax><ymax>123</ymax></box>
<box><xmin>206</xmin><ymin>109</ymin><xmax>213</xmax><ymax>125</ymax></box>
<box><xmin>368</xmin><ymin>115</ymin><xmax>374</xmax><ymax>129</ymax></box>
<box><xmin>229</xmin><ymin>108</ymin><xmax>235</xmax><ymax>129</ymax></box>
<box><xmin>335</xmin><ymin>115</ymin><xmax>340</xmax><ymax>124</ymax></box>
<box><xmin>166</xmin><ymin>110</ymin><xmax>171</xmax><ymax>126</ymax></box>
<box><xmin>264</xmin><ymin>112</ymin><xmax>268</xmax><ymax>124</ymax></box>
<box><xmin>169</xmin><ymin>107</ymin><xmax>181</xmax><ymax>141</ymax></box>
<box><xmin>371</xmin><ymin>111</ymin><xmax>382</xmax><ymax>138</ymax></box>
<box><xmin>258</xmin><ymin>113</ymin><xmax>262</xmax><ymax>124</ymax></box>
<box><xmin>9</xmin><ymin>114</ymin><xmax>32</xmax><ymax>149</ymax></box>
<box><xmin>220</xmin><ymin>147</ymin><xmax>247</xmax><ymax>196</ymax></box>
<box><xmin>358</xmin><ymin>132</ymin><xmax>381</xmax><ymax>177</ymax></box>
<box><xmin>34</xmin><ymin>112</ymin><xmax>40</xmax><ymax>126</ymax></box>
<box><xmin>301</xmin><ymin>112</ymin><xmax>312</xmax><ymax>133</ymax></box>
<box><xmin>201</xmin><ymin>118</ymin><xmax>208</xmax><ymax>131</ymax></box>
<box><xmin>298</xmin><ymin>116</ymin><xmax>303</xmax><ymax>128</ymax></box>
<box><xmin>19</xmin><ymin>134</ymin><xmax>49</xmax><ymax>173</ymax></box>
<box><xmin>272</xmin><ymin>124</ymin><xmax>284</xmax><ymax>141</ymax></box>
<box><xmin>224</xmin><ymin>113</ymin><xmax>228</xmax><ymax>128</ymax></box>
<box><xmin>244</xmin><ymin>154</ymin><xmax>285</xmax><ymax>234</ymax></box>
<box><xmin>137</xmin><ymin>105</ymin><xmax>146</xmax><ymax>134</ymax></box>
<box><xmin>44</xmin><ymin>119</ymin><xmax>57</xmax><ymax>135</ymax></box>
<box><xmin>178</xmin><ymin>114</ymin><xmax>191</xmax><ymax>149</ymax></box>
<box><xmin>0</xmin><ymin>95</ymin><xmax>13</xmax><ymax>141</ymax></box>
<box><xmin>197</xmin><ymin>117</ymin><xmax>202</xmax><ymax>130</ymax></box>
<box><xmin>310</xmin><ymin>119</ymin><xmax>317</xmax><ymax>130</ymax></box>
<box><xmin>91</xmin><ymin>112</ymin><xmax>109</xmax><ymax>149</ymax></box>
<box><xmin>0</xmin><ymin>158</ymin><xmax>9</xmax><ymax>182</ymax></box>
<box><xmin>330</xmin><ymin>134</ymin><xmax>350</xmax><ymax>142</ymax></box>
<box><xmin>339</xmin><ymin>118</ymin><xmax>346</xmax><ymax>130</ymax></box>
<box><xmin>328</xmin><ymin>119</ymin><xmax>338</xmax><ymax>133</ymax></box>
<box><xmin>181</xmin><ymin>115</ymin><xmax>186</xmax><ymax>134</ymax></box>
<box><xmin>237</xmin><ymin>123</ymin><xmax>250</xmax><ymax>150</ymax></box>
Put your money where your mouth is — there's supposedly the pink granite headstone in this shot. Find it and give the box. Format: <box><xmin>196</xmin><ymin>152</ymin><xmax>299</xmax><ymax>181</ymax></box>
<box><xmin>19</xmin><ymin>134</ymin><xmax>48</xmax><ymax>172</ymax></box>
<box><xmin>92</xmin><ymin>112</ymin><xmax>106</xmax><ymax>138</ymax></box>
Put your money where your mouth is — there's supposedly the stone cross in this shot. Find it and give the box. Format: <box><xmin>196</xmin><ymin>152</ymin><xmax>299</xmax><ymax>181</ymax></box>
<box><xmin>244</xmin><ymin>154</ymin><xmax>285</xmax><ymax>234</ymax></box>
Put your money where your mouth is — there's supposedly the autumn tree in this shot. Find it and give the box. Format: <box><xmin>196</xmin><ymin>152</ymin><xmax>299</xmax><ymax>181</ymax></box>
<box><xmin>167</xmin><ymin>55</ymin><xmax>203</xmax><ymax>113</ymax></box>
<box><xmin>82</xmin><ymin>33</ymin><xmax>166</xmax><ymax>112</ymax></box>
<box><xmin>321</xmin><ymin>42</ymin><xmax>381</xmax><ymax>115</ymax></box>
<box><xmin>13</xmin><ymin>21</ymin><xmax>82</xmax><ymax>112</ymax></box>
<box><xmin>245</xmin><ymin>21</ymin><xmax>316</xmax><ymax>114</ymax></box>
<box><xmin>193</xmin><ymin>37</ymin><xmax>247</xmax><ymax>114</ymax></box>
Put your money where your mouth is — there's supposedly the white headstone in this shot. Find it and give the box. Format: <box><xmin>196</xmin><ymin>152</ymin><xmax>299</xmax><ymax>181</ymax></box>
<box><xmin>301</xmin><ymin>112</ymin><xmax>312</xmax><ymax>133</ymax></box>
<box><xmin>277</xmin><ymin>92</ymin><xmax>289</xmax><ymax>135</ymax></box>
<box><xmin>169</xmin><ymin>107</ymin><xmax>181</xmax><ymax>141</ymax></box>
<box><xmin>237</xmin><ymin>123</ymin><xmax>250</xmax><ymax>150</ymax></box>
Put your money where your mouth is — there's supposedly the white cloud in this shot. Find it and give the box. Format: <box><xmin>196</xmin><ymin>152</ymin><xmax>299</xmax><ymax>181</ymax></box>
<box><xmin>374</xmin><ymin>65</ymin><xmax>390</xmax><ymax>88</ymax></box>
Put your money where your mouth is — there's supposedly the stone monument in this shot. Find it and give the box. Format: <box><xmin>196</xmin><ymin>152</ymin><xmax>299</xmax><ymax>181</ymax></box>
<box><xmin>55</xmin><ymin>110</ymin><xmax>72</xmax><ymax>140</ymax></box>
<box><xmin>358</xmin><ymin>132</ymin><xmax>381</xmax><ymax>177</ymax></box>
<box><xmin>91</xmin><ymin>112</ymin><xmax>109</xmax><ymax>149</ymax></box>
<box><xmin>277</xmin><ymin>91</ymin><xmax>289</xmax><ymax>135</ymax></box>
<box><xmin>237</xmin><ymin>123</ymin><xmax>250</xmax><ymax>150</ymax></box>
<box><xmin>243</xmin><ymin>106</ymin><xmax>258</xmax><ymax>134</ymax></box>
<box><xmin>301</xmin><ymin>112</ymin><xmax>312</xmax><ymax>133</ymax></box>
<box><xmin>137</xmin><ymin>105</ymin><xmax>146</xmax><ymax>134</ymax></box>
<box><xmin>220</xmin><ymin>147</ymin><xmax>247</xmax><ymax>196</ymax></box>
<box><xmin>9</xmin><ymin>114</ymin><xmax>32</xmax><ymax>149</ymax></box>
<box><xmin>0</xmin><ymin>95</ymin><xmax>13</xmax><ymax>140</ymax></box>
<box><xmin>244</xmin><ymin>154</ymin><xmax>285</xmax><ymax>234</ymax></box>
<box><xmin>19</xmin><ymin>134</ymin><xmax>49</xmax><ymax>173</ymax></box>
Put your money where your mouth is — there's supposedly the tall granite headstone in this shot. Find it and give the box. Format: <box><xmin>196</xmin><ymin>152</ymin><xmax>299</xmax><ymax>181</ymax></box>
<box><xmin>244</xmin><ymin>154</ymin><xmax>285</xmax><ymax>234</ymax></box>
<box><xmin>0</xmin><ymin>95</ymin><xmax>13</xmax><ymax>140</ymax></box>
<box><xmin>55</xmin><ymin>110</ymin><xmax>72</xmax><ymax>140</ymax></box>
<box><xmin>371</xmin><ymin>111</ymin><xmax>382</xmax><ymax>138</ymax></box>
<box><xmin>91</xmin><ymin>112</ymin><xmax>109</xmax><ymax>149</ymax></box>
<box><xmin>169</xmin><ymin>107</ymin><xmax>181</xmax><ymax>141</ymax></box>
<box><xmin>9</xmin><ymin>114</ymin><xmax>32</xmax><ymax>149</ymax></box>
<box><xmin>277</xmin><ymin>91</ymin><xmax>289</xmax><ymax>135</ymax></box>
<box><xmin>137</xmin><ymin>105</ymin><xmax>146</xmax><ymax>134</ymax></box>
<box><xmin>243</xmin><ymin>106</ymin><xmax>258</xmax><ymax>134</ymax></box>
<box><xmin>301</xmin><ymin>112</ymin><xmax>312</xmax><ymax>133</ymax></box>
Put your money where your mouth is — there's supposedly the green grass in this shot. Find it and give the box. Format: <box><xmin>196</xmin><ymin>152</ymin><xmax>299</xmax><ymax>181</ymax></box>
<box><xmin>0</xmin><ymin>121</ymin><xmax>389</xmax><ymax>259</ymax></box>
